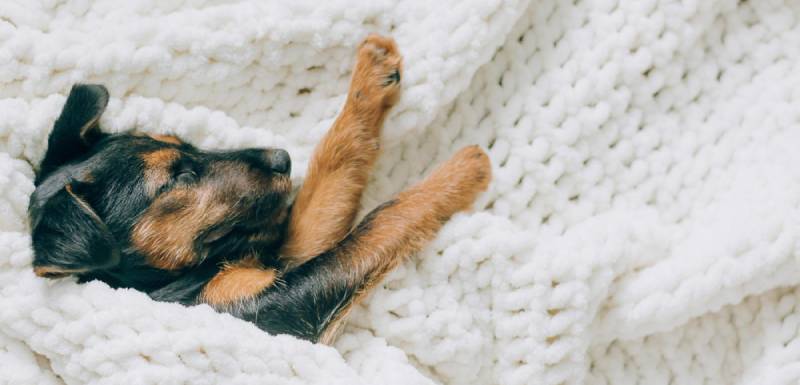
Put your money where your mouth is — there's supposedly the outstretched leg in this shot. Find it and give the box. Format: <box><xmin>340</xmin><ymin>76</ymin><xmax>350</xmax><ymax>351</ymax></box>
<box><xmin>280</xmin><ymin>35</ymin><xmax>402</xmax><ymax>269</ymax></box>
<box><xmin>248</xmin><ymin>146</ymin><xmax>492</xmax><ymax>344</ymax></box>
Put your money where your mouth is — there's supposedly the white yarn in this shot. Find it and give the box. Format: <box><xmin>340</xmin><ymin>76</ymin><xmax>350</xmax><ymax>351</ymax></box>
<box><xmin>1</xmin><ymin>0</ymin><xmax>800</xmax><ymax>384</ymax></box>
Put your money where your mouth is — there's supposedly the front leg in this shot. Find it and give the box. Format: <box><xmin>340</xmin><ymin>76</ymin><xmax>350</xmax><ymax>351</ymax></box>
<box><xmin>280</xmin><ymin>35</ymin><xmax>403</xmax><ymax>269</ymax></box>
<box><xmin>250</xmin><ymin>146</ymin><xmax>491</xmax><ymax>344</ymax></box>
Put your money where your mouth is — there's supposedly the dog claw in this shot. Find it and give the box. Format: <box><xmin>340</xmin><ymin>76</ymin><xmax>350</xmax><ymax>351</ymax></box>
<box><xmin>383</xmin><ymin>69</ymin><xmax>401</xmax><ymax>86</ymax></box>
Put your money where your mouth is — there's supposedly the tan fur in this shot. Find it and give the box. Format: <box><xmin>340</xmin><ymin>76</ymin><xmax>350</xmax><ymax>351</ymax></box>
<box><xmin>78</xmin><ymin>114</ymin><xmax>102</xmax><ymax>142</ymax></box>
<box><xmin>141</xmin><ymin>148</ymin><xmax>180</xmax><ymax>196</ymax></box>
<box><xmin>318</xmin><ymin>315</ymin><xmax>349</xmax><ymax>345</ymax></box>
<box><xmin>112</xmin><ymin>35</ymin><xmax>488</xmax><ymax>345</ymax></box>
<box><xmin>281</xmin><ymin>35</ymin><xmax>402</xmax><ymax>268</ymax></box>
<box><xmin>149</xmin><ymin>134</ymin><xmax>183</xmax><ymax>145</ymax></box>
<box><xmin>350</xmin><ymin>146</ymin><xmax>491</xmax><ymax>288</ymax></box>
<box><xmin>131</xmin><ymin>186</ymin><xmax>228</xmax><ymax>270</ymax></box>
<box><xmin>200</xmin><ymin>258</ymin><xmax>277</xmax><ymax>306</ymax></box>
<box><xmin>319</xmin><ymin>145</ymin><xmax>492</xmax><ymax>344</ymax></box>
<box><xmin>33</xmin><ymin>265</ymin><xmax>87</xmax><ymax>278</ymax></box>
<box><xmin>132</xmin><ymin>159</ymin><xmax>290</xmax><ymax>271</ymax></box>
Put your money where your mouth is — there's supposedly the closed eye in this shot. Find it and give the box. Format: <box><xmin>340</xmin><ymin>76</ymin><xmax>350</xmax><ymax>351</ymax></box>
<box><xmin>172</xmin><ymin>157</ymin><xmax>200</xmax><ymax>185</ymax></box>
<box><xmin>175</xmin><ymin>170</ymin><xmax>197</xmax><ymax>184</ymax></box>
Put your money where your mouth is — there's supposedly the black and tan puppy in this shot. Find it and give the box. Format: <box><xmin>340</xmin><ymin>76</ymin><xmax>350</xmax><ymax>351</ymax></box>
<box><xmin>29</xmin><ymin>35</ymin><xmax>491</xmax><ymax>344</ymax></box>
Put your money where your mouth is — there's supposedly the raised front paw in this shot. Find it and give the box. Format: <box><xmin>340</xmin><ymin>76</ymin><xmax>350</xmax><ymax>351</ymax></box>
<box><xmin>349</xmin><ymin>34</ymin><xmax>403</xmax><ymax>110</ymax></box>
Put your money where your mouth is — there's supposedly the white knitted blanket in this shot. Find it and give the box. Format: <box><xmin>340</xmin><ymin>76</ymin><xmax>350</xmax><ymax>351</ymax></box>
<box><xmin>2</xmin><ymin>1</ymin><xmax>800</xmax><ymax>384</ymax></box>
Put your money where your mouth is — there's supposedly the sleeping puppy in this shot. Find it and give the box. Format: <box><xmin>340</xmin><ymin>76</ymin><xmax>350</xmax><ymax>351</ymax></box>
<box><xmin>28</xmin><ymin>35</ymin><xmax>491</xmax><ymax>344</ymax></box>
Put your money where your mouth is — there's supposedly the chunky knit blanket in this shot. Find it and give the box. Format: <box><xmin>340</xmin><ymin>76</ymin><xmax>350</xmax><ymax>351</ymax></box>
<box><xmin>2</xmin><ymin>1</ymin><xmax>800</xmax><ymax>384</ymax></box>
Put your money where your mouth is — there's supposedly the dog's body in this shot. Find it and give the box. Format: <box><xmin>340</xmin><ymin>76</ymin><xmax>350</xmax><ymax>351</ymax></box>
<box><xmin>29</xmin><ymin>36</ymin><xmax>491</xmax><ymax>344</ymax></box>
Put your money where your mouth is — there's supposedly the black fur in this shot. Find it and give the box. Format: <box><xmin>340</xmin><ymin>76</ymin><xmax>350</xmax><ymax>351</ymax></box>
<box><xmin>36</xmin><ymin>84</ymin><xmax>108</xmax><ymax>184</ymax></box>
<box><xmin>239</xmin><ymin>200</ymin><xmax>394</xmax><ymax>340</ymax></box>
<box><xmin>29</xmin><ymin>84</ymin><xmax>382</xmax><ymax>343</ymax></box>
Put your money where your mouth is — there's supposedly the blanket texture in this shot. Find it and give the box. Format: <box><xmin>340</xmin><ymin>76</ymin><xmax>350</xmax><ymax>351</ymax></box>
<box><xmin>2</xmin><ymin>0</ymin><xmax>800</xmax><ymax>384</ymax></box>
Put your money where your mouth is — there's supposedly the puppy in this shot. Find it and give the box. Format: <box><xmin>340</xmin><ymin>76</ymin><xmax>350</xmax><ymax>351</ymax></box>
<box><xmin>29</xmin><ymin>35</ymin><xmax>491</xmax><ymax>344</ymax></box>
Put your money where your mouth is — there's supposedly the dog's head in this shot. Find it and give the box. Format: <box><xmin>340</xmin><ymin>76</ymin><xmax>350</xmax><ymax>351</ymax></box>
<box><xmin>29</xmin><ymin>84</ymin><xmax>292</xmax><ymax>286</ymax></box>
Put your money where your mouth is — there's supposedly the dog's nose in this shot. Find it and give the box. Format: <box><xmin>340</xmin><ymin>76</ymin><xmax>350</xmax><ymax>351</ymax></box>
<box><xmin>266</xmin><ymin>149</ymin><xmax>291</xmax><ymax>175</ymax></box>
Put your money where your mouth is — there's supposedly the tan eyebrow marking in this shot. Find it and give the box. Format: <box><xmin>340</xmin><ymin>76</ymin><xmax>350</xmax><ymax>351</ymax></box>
<box><xmin>149</xmin><ymin>134</ymin><xmax>183</xmax><ymax>145</ymax></box>
<box><xmin>141</xmin><ymin>148</ymin><xmax>180</xmax><ymax>196</ymax></box>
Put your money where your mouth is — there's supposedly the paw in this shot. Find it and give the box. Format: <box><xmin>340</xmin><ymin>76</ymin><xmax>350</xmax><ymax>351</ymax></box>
<box><xmin>444</xmin><ymin>145</ymin><xmax>492</xmax><ymax>194</ymax></box>
<box><xmin>350</xmin><ymin>34</ymin><xmax>403</xmax><ymax>109</ymax></box>
<box><xmin>422</xmin><ymin>145</ymin><xmax>492</xmax><ymax>214</ymax></box>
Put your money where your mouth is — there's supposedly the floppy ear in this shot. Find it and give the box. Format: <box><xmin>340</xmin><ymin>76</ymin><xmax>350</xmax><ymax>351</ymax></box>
<box><xmin>36</xmin><ymin>84</ymin><xmax>109</xmax><ymax>185</ymax></box>
<box><xmin>30</xmin><ymin>182</ymin><xmax>120</xmax><ymax>278</ymax></box>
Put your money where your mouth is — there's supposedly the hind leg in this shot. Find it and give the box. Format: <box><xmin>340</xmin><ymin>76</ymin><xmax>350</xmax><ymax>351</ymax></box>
<box><xmin>280</xmin><ymin>34</ymin><xmax>403</xmax><ymax>269</ymax></box>
<box><xmin>253</xmin><ymin>146</ymin><xmax>491</xmax><ymax>343</ymax></box>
